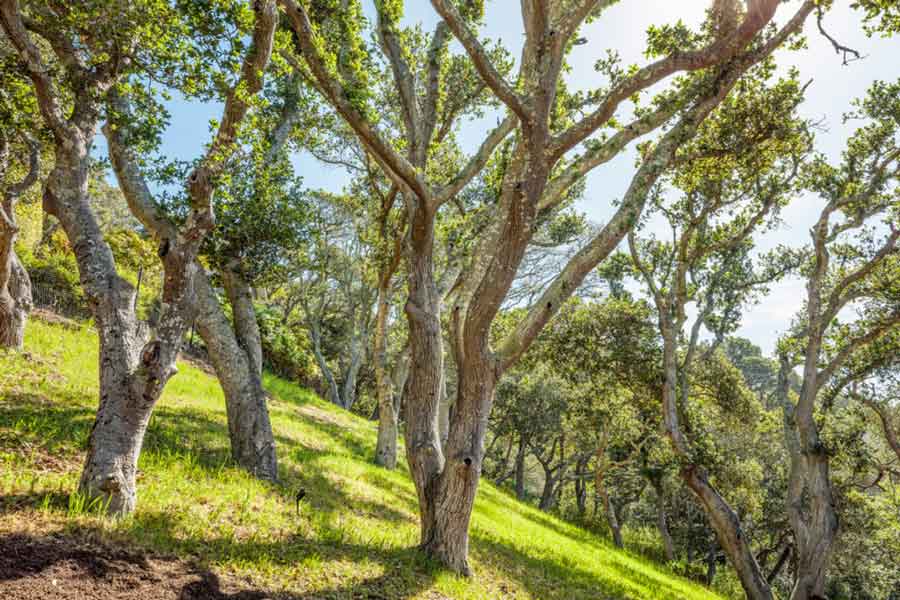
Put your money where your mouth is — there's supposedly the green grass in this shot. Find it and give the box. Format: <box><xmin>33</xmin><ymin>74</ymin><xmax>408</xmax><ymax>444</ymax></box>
<box><xmin>0</xmin><ymin>318</ymin><xmax>725</xmax><ymax>600</ymax></box>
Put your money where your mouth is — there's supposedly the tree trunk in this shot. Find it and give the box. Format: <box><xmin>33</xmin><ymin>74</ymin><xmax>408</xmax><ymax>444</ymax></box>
<box><xmin>574</xmin><ymin>455</ymin><xmax>589</xmax><ymax>517</ymax></box>
<box><xmin>682</xmin><ymin>465</ymin><xmax>774</xmax><ymax>600</ymax></box>
<box><xmin>706</xmin><ymin>539</ymin><xmax>718</xmax><ymax>585</ymax></box>
<box><xmin>600</xmin><ymin>487</ymin><xmax>623</xmax><ymax>548</ymax></box>
<box><xmin>603</xmin><ymin>490</ymin><xmax>624</xmax><ymax>549</ymax></box>
<box><xmin>0</xmin><ymin>247</ymin><xmax>31</xmax><ymax>349</ymax></box>
<box><xmin>401</xmin><ymin>202</ymin><xmax>458</xmax><ymax>567</ymax></box>
<box><xmin>418</xmin><ymin>355</ymin><xmax>496</xmax><ymax>575</ymax></box>
<box><xmin>438</xmin><ymin>370</ymin><xmax>451</xmax><ymax>449</ymax></box>
<box><xmin>373</xmin><ymin>279</ymin><xmax>398</xmax><ymax>468</ymax></box>
<box><xmin>539</xmin><ymin>467</ymin><xmax>557</xmax><ymax>511</ymax></box>
<box><xmin>767</xmin><ymin>544</ymin><xmax>790</xmax><ymax>583</ymax></box>
<box><xmin>787</xmin><ymin>451</ymin><xmax>837</xmax><ymax>600</ymax></box>
<box><xmin>34</xmin><ymin>211</ymin><xmax>58</xmax><ymax>255</ymax></box>
<box><xmin>781</xmin><ymin>356</ymin><xmax>838</xmax><ymax>600</ymax></box>
<box><xmin>39</xmin><ymin>142</ymin><xmax>151</xmax><ymax>515</ymax></box>
<box><xmin>658</xmin><ymin>325</ymin><xmax>773</xmax><ymax>600</ymax></box>
<box><xmin>309</xmin><ymin>320</ymin><xmax>341</xmax><ymax>406</ymax></box>
<box><xmin>575</xmin><ymin>478</ymin><xmax>586</xmax><ymax>516</ymax></box>
<box><xmin>222</xmin><ymin>268</ymin><xmax>263</xmax><ymax>375</ymax></box>
<box><xmin>0</xmin><ymin>133</ymin><xmax>37</xmax><ymax>350</ymax></box>
<box><xmin>195</xmin><ymin>267</ymin><xmax>277</xmax><ymax>480</ymax></box>
<box><xmin>514</xmin><ymin>435</ymin><xmax>527</xmax><ymax>500</ymax></box>
<box><xmin>655</xmin><ymin>484</ymin><xmax>676</xmax><ymax>562</ymax></box>
<box><xmin>340</xmin><ymin>324</ymin><xmax>365</xmax><ymax>410</ymax></box>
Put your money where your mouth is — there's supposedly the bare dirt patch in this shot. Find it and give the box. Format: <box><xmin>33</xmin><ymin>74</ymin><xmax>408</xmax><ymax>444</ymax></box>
<box><xmin>0</xmin><ymin>533</ymin><xmax>273</xmax><ymax>600</ymax></box>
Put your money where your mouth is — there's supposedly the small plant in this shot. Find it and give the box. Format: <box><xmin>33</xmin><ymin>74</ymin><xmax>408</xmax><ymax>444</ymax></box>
<box><xmin>67</xmin><ymin>490</ymin><xmax>110</xmax><ymax>517</ymax></box>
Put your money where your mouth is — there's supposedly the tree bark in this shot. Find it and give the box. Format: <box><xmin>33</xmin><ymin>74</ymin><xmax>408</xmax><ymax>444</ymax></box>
<box><xmin>309</xmin><ymin>320</ymin><xmax>342</xmax><ymax>405</ymax></box>
<box><xmin>705</xmin><ymin>539</ymin><xmax>718</xmax><ymax>586</ymax></box>
<box><xmin>34</xmin><ymin>211</ymin><xmax>58</xmax><ymax>255</ymax></box>
<box><xmin>40</xmin><ymin>139</ymin><xmax>158</xmax><ymax>516</ymax></box>
<box><xmin>602</xmin><ymin>488</ymin><xmax>624</xmax><ymax>549</ymax></box>
<box><xmin>340</xmin><ymin>323</ymin><xmax>365</xmax><ymax>410</ymax></box>
<box><xmin>767</xmin><ymin>544</ymin><xmax>791</xmax><ymax>583</ymax></box>
<box><xmin>438</xmin><ymin>371</ymin><xmax>451</xmax><ymax>449</ymax></box>
<box><xmin>195</xmin><ymin>268</ymin><xmax>277</xmax><ymax>480</ymax></box>
<box><xmin>0</xmin><ymin>133</ymin><xmax>38</xmax><ymax>349</ymax></box>
<box><xmin>514</xmin><ymin>435</ymin><xmax>527</xmax><ymax>500</ymax></box>
<box><xmin>780</xmin><ymin>348</ymin><xmax>838</xmax><ymax>600</ymax></box>
<box><xmin>574</xmin><ymin>476</ymin><xmax>586</xmax><ymax>517</ymax></box>
<box><xmin>419</xmin><ymin>354</ymin><xmax>496</xmax><ymax>575</ymax></box>
<box><xmin>400</xmin><ymin>201</ymin><xmax>456</xmax><ymax>565</ymax></box>
<box><xmin>658</xmin><ymin>324</ymin><xmax>773</xmax><ymax>600</ymax></box>
<box><xmin>682</xmin><ymin>464</ymin><xmax>773</xmax><ymax>599</ymax></box>
<box><xmin>786</xmin><ymin>449</ymin><xmax>836</xmax><ymax>600</ymax></box>
<box><xmin>373</xmin><ymin>278</ymin><xmax>398</xmax><ymax>468</ymax></box>
<box><xmin>572</xmin><ymin>453</ymin><xmax>590</xmax><ymax>517</ymax></box>
<box><xmin>654</xmin><ymin>480</ymin><xmax>676</xmax><ymax>562</ymax></box>
<box><xmin>0</xmin><ymin>240</ymin><xmax>31</xmax><ymax>349</ymax></box>
<box><xmin>539</xmin><ymin>467</ymin><xmax>558</xmax><ymax>511</ymax></box>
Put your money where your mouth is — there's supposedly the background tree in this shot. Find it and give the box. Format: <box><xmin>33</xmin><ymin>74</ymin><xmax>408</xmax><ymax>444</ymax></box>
<box><xmin>628</xmin><ymin>65</ymin><xmax>810</xmax><ymax>599</ymax></box>
<box><xmin>776</xmin><ymin>77</ymin><xmax>900</xmax><ymax>600</ymax></box>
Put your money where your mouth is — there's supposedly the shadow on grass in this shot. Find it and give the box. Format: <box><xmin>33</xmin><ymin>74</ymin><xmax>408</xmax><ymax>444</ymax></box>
<box><xmin>470</xmin><ymin>533</ymin><xmax>699</xmax><ymax>600</ymax></box>
<box><xmin>0</xmin><ymin>530</ymin><xmax>439</xmax><ymax>600</ymax></box>
<box><xmin>0</xmin><ymin>384</ymin><xmax>416</xmax><ymax>526</ymax></box>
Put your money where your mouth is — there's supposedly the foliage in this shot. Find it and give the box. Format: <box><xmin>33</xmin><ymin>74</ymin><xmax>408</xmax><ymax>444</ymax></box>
<box><xmin>255</xmin><ymin>304</ymin><xmax>318</xmax><ymax>385</ymax></box>
<box><xmin>16</xmin><ymin>248</ymin><xmax>88</xmax><ymax>319</ymax></box>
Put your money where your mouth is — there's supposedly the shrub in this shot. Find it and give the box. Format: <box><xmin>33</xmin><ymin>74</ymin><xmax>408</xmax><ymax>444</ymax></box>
<box><xmin>19</xmin><ymin>247</ymin><xmax>90</xmax><ymax>319</ymax></box>
<box><xmin>256</xmin><ymin>305</ymin><xmax>318</xmax><ymax>385</ymax></box>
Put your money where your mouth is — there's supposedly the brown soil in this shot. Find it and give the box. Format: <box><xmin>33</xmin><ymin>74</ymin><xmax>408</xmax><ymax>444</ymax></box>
<box><xmin>0</xmin><ymin>533</ymin><xmax>272</xmax><ymax>600</ymax></box>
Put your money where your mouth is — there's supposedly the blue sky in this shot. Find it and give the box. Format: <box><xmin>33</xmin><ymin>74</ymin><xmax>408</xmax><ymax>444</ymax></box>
<box><xmin>98</xmin><ymin>1</ymin><xmax>899</xmax><ymax>355</ymax></box>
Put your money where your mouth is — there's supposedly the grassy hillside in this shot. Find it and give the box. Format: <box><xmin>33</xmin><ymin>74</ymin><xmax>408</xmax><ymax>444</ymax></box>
<box><xmin>0</xmin><ymin>318</ymin><xmax>725</xmax><ymax>600</ymax></box>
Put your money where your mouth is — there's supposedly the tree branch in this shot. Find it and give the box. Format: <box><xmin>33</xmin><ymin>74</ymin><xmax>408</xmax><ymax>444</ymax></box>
<box><xmin>821</xmin><ymin>228</ymin><xmax>899</xmax><ymax>326</ymax></box>
<box><xmin>818</xmin><ymin>312</ymin><xmax>900</xmax><ymax>387</ymax></box>
<box><xmin>550</xmin><ymin>0</ymin><xmax>809</xmax><ymax>159</ymax></box>
<box><xmin>6</xmin><ymin>133</ymin><xmax>40</xmax><ymax>198</ymax></box>
<box><xmin>436</xmin><ymin>113</ymin><xmax>517</xmax><ymax>206</ymax></box>
<box><xmin>0</xmin><ymin>0</ymin><xmax>76</xmax><ymax>141</ymax></box>
<box><xmin>375</xmin><ymin>4</ymin><xmax>424</xmax><ymax>161</ymax></box>
<box><xmin>279</xmin><ymin>0</ymin><xmax>430</xmax><ymax>201</ymax></box>
<box><xmin>858</xmin><ymin>394</ymin><xmax>900</xmax><ymax>462</ymax></box>
<box><xmin>538</xmin><ymin>102</ymin><xmax>679</xmax><ymax>212</ymax></box>
<box><xmin>496</xmin><ymin>49</ymin><xmax>766</xmax><ymax>370</ymax></box>
<box><xmin>429</xmin><ymin>0</ymin><xmax>530</xmax><ymax>123</ymax></box>
<box><xmin>421</xmin><ymin>21</ymin><xmax>451</xmax><ymax>151</ymax></box>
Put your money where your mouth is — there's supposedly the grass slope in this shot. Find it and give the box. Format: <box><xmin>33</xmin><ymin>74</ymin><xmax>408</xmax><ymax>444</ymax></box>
<box><xmin>0</xmin><ymin>319</ymin><xmax>724</xmax><ymax>600</ymax></box>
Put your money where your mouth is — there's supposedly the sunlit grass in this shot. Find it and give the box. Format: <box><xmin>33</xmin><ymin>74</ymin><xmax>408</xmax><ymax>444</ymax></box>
<box><xmin>0</xmin><ymin>318</ymin><xmax>724</xmax><ymax>599</ymax></box>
